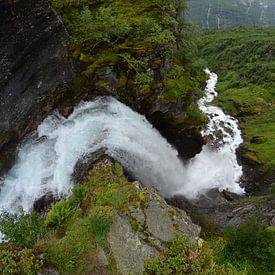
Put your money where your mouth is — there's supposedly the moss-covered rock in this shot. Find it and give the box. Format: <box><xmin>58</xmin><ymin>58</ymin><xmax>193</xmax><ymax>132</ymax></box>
<box><xmin>37</xmin><ymin>155</ymin><xmax>200</xmax><ymax>274</ymax></box>
<box><xmin>50</xmin><ymin>0</ymin><xmax>207</xmax><ymax>159</ymax></box>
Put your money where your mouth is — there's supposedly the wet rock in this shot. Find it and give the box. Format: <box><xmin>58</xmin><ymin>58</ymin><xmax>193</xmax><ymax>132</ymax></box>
<box><xmin>0</xmin><ymin>0</ymin><xmax>73</xmax><ymax>172</ymax></box>
<box><xmin>167</xmin><ymin>190</ymin><xmax>237</xmax><ymax>232</ymax></box>
<box><xmin>94</xmin><ymin>66</ymin><xmax>118</xmax><ymax>95</ymax></box>
<box><xmin>237</xmin><ymin>145</ymin><xmax>266</xmax><ymax>194</ymax></box>
<box><xmin>147</xmin><ymin>99</ymin><xmax>205</xmax><ymax>159</ymax></box>
<box><xmin>232</xmin><ymin>205</ymin><xmax>256</xmax><ymax>215</ymax></box>
<box><xmin>222</xmin><ymin>190</ymin><xmax>241</xmax><ymax>202</ymax></box>
<box><xmin>33</xmin><ymin>193</ymin><xmax>56</xmax><ymax>214</ymax></box>
<box><xmin>58</xmin><ymin>105</ymin><xmax>74</xmax><ymax>118</ymax></box>
<box><xmin>72</xmin><ymin>148</ymin><xmax>110</xmax><ymax>183</ymax></box>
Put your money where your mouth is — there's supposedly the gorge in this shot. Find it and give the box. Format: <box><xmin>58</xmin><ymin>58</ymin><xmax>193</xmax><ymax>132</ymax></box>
<box><xmin>0</xmin><ymin>70</ymin><xmax>244</xmax><ymax>214</ymax></box>
<box><xmin>0</xmin><ymin>0</ymin><xmax>274</xmax><ymax>274</ymax></box>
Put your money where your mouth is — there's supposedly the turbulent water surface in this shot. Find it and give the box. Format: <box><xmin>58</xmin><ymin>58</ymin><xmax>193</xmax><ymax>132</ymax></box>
<box><xmin>0</xmin><ymin>70</ymin><xmax>244</xmax><ymax>213</ymax></box>
<box><xmin>182</xmin><ymin>69</ymin><xmax>244</xmax><ymax>197</ymax></box>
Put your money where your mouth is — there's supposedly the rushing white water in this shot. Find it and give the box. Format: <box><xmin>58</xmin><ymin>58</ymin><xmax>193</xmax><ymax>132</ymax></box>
<box><xmin>181</xmin><ymin>69</ymin><xmax>244</xmax><ymax>197</ymax></box>
<box><xmin>0</xmin><ymin>69</ymin><xmax>244</xmax><ymax>214</ymax></box>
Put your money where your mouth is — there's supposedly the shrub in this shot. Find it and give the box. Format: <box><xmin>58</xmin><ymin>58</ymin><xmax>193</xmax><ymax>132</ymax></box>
<box><xmin>221</xmin><ymin>219</ymin><xmax>275</xmax><ymax>273</ymax></box>
<box><xmin>144</xmin><ymin>237</ymin><xmax>241</xmax><ymax>274</ymax></box>
<box><xmin>0</xmin><ymin>247</ymin><xmax>42</xmax><ymax>274</ymax></box>
<box><xmin>0</xmin><ymin>212</ymin><xmax>46</xmax><ymax>248</ymax></box>
<box><xmin>45</xmin><ymin>199</ymin><xmax>75</xmax><ymax>228</ymax></box>
<box><xmin>72</xmin><ymin>6</ymin><xmax>131</xmax><ymax>44</ymax></box>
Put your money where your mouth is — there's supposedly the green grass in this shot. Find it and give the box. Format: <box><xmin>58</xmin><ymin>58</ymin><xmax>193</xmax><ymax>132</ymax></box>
<box><xmin>220</xmin><ymin>219</ymin><xmax>275</xmax><ymax>274</ymax></box>
<box><xmin>199</xmin><ymin>28</ymin><xmax>275</xmax><ymax>171</ymax></box>
<box><xmin>86</xmin><ymin>206</ymin><xmax>112</xmax><ymax>242</ymax></box>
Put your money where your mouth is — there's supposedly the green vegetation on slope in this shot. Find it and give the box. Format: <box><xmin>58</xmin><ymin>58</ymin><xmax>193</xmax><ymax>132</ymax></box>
<box><xmin>188</xmin><ymin>0</ymin><xmax>275</xmax><ymax>29</ymax></box>
<box><xmin>144</xmin><ymin>236</ymin><xmax>241</xmax><ymax>274</ymax></box>
<box><xmin>199</xmin><ymin>28</ymin><xmax>275</xmax><ymax>172</ymax></box>
<box><xmin>51</xmin><ymin>0</ymin><xmax>206</xmax><ymax>126</ymax></box>
<box><xmin>0</xmin><ymin>163</ymin><xmax>238</xmax><ymax>274</ymax></box>
<box><xmin>211</xmin><ymin>218</ymin><xmax>275</xmax><ymax>274</ymax></box>
<box><xmin>1</xmin><ymin>163</ymin><xmax>274</xmax><ymax>274</ymax></box>
<box><xmin>0</xmin><ymin>164</ymin><xmax>131</xmax><ymax>274</ymax></box>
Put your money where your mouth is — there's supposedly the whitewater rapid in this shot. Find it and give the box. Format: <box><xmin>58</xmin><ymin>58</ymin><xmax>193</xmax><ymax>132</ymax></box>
<box><xmin>181</xmin><ymin>69</ymin><xmax>244</xmax><ymax>197</ymax></box>
<box><xmin>0</xmin><ymin>70</ymin><xmax>244</xmax><ymax>213</ymax></box>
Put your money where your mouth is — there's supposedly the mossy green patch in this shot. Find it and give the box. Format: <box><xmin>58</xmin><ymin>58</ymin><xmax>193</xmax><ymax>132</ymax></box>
<box><xmin>51</xmin><ymin>0</ymin><xmax>206</xmax><ymax>119</ymax></box>
<box><xmin>94</xmin><ymin>185</ymin><xmax>128</xmax><ymax>209</ymax></box>
<box><xmin>84</xmin><ymin>52</ymin><xmax>119</xmax><ymax>76</ymax></box>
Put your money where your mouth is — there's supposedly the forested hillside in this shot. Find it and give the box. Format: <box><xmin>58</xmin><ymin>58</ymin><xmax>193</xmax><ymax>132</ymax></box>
<box><xmin>188</xmin><ymin>0</ymin><xmax>275</xmax><ymax>28</ymax></box>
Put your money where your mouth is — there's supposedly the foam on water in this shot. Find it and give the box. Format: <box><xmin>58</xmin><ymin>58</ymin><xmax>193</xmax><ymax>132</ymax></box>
<box><xmin>179</xmin><ymin>69</ymin><xmax>244</xmax><ymax>197</ymax></box>
<box><xmin>0</xmin><ymin>69</ymin><xmax>244</xmax><ymax>214</ymax></box>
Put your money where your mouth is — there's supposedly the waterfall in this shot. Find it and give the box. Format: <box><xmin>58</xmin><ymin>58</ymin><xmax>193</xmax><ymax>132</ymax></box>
<box><xmin>0</xmin><ymin>70</ymin><xmax>244</xmax><ymax>214</ymax></box>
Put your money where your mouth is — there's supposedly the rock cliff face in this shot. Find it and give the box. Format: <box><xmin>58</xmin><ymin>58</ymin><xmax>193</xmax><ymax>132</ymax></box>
<box><xmin>188</xmin><ymin>0</ymin><xmax>275</xmax><ymax>28</ymax></box>
<box><xmin>0</xmin><ymin>0</ymin><xmax>73</xmax><ymax>172</ymax></box>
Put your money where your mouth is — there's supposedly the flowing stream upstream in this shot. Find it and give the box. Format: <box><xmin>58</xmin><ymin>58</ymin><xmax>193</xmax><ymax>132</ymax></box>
<box><xmin>0</xmin><ymin>70</ymin><xmax>244</xmax><ymax>214</ymax></box>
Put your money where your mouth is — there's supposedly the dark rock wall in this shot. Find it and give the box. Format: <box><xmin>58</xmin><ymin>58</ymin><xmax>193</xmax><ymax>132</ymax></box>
<box><xmin>90</xmin><ymin>65</ymin><xmax>205</xmax><ymax>160</ymax></box>
<box><xmin>0</xmin><ymin>0</ymin><xmax>73</xmax><ymax>171</ymax></box>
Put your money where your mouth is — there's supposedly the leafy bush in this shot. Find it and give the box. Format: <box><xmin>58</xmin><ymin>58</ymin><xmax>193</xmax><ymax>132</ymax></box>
<box><xmin>0</xmin><ymin>212</ymin><xmax>46</xmax><ymax>248</ymax></box>
<box><xmin>71</xmin><ymin>184</ymin><xmax>89</xmax><ymax>202</ymax></box>
<box><xmin>0</xmin><ymin>247</ymin><xmax>42</xmax><ymax>274</ymax></box>
<box><xmin>221</xmin><ymin>219</ymin><xmax>275</xmax><ymax>273</ymax></box>
<box><xmin>44</xmin><ymin>198</ymin><xmax>76</xmax><ymax>228</ymax></box>
<box><xmin>44</xmin><ymin>183</ymin><xmax>92</xmax><ymax>228</ymax></box>
<box><xmin>144</xmin><ymin>237</ymin><xmax>241</xmax><ymax>274</ymax></box>
<box><xmin>68</xmin><ymin>6</ymin><xmax>131</xmax><ymax>44</ymax></box>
